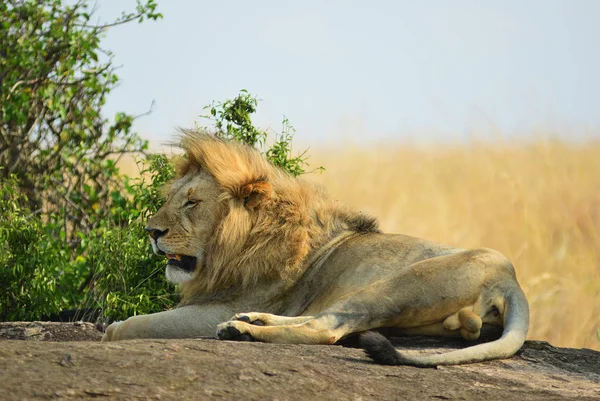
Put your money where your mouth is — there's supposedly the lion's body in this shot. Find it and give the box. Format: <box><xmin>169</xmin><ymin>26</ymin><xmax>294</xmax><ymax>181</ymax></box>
<box><xmin>102</xmin><ymin>132</ymin><xmax>529</xmax><ymax>367</ymax></box>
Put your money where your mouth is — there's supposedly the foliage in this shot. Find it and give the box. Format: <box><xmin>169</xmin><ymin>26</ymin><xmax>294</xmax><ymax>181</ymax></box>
<box><xmin>0</xmin><ymin>173</ymin><xmax>74</xmax><ymax>320</ymax></box>
<box><xmin>0</xmin><ymin>0</ymin><xmax>161</xmax><ymax>245</ymax></box>
<box><xmin>206</xmin><ymin>90</ymin><xmax>265</xmax><ymax>147</ymax></box>
<box><xmin>0</xmin><ymin>0</ymin><xmax>167</xmax><ymax>322</ymax></box>
<box><xmin>203</xmin><ymin>90</ymin><xmax>323</xmax><ymax>176</ymax></box>
<box><xmin>0</xmin><ymin>155</ymin><xmax>177</xmax><ymax>322</ymax></box>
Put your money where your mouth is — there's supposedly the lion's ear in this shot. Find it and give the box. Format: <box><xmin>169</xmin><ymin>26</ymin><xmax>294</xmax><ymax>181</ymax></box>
<box><xmin>239</xmin><ymin>181</ymin><xmax>272</xmax><ymax>211</ymax></box>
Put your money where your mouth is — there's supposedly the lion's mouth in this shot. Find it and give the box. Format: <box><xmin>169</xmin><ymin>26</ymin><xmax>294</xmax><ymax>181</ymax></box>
<box><xmin>165</xmin><ymin>253</ymin><xmax>197</xmax><ymax>272</ymax></box>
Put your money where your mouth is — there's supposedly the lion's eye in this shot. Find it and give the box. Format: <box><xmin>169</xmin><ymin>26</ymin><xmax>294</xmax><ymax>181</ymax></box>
<box><xmin>184</xmin><ymin>199</ymin><xmax>200</xmax><ymax>208</ymax></box>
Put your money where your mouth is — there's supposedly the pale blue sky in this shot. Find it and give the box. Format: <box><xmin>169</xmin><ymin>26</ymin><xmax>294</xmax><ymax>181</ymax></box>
<box><xmin>96</xmin><ymin>0</ymin><xmax>600</xmax><ymax>147</ymax></box>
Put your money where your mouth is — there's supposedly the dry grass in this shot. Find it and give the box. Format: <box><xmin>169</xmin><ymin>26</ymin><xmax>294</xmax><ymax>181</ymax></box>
<box><xmin>305</xmin><ymin>139</ymin><xmax>600</xmax><ymax>350</ymax></box>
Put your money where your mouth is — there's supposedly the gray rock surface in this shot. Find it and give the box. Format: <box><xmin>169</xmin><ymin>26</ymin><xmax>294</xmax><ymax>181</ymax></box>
<box><xmin>0</xmin><ymin>322</ymin><xmax>598</xmax><ymax>400</ymax></box>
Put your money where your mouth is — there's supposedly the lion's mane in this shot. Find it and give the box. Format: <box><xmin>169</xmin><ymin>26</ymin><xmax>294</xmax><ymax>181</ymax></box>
<box><xmin>173</xmin><ymin>131</ymin><xmax>379</xmax><ymax>304</ymax></box>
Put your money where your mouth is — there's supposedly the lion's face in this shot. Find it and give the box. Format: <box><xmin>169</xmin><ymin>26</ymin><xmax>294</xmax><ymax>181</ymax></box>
<box><xmin>145</xmin><ymin>166</ymin><xmax>223</xmax><ymax>284</ymax></box>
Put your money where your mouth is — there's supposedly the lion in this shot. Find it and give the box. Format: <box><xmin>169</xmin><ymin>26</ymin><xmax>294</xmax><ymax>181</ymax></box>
<box><xmin>102</xmin><ymin>131</ymin><xmax>530</xmax><ymax>367</ymax></box>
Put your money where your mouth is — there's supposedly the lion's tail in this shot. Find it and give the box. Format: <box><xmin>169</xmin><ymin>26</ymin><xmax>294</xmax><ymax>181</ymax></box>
<box><xmin>360</xmin><ymin>287</ymin><xmax>529</xmax><ymax>367</ymax></box>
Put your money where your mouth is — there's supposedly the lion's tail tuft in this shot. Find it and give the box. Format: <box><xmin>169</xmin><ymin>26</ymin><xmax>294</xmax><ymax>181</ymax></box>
<box><xmin>360</xmin><ymin>331</ymin><xmax>405</xmax><ymax>365</ymax></box>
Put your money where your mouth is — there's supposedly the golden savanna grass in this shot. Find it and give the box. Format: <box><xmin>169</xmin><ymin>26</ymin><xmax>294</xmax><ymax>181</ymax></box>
<box><xmin>306</xmin><ymin>139</ymin><xmax>600</xmax><ymax>351</ymax></box>
<box><xmin>121</xmin><ymin>138</ymin><xmax>600</xmax><ymax>350</ymax></box>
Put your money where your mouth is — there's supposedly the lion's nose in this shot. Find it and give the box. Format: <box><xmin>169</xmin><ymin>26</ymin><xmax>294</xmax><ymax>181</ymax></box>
<box><xmin>145</xmin><ymin>227</ymin><xmax>169</xmax><ymax>240</ymax></box>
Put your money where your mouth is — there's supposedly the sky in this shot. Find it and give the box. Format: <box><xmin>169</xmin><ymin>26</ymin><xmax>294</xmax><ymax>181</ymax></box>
<box><xmin>94</xmin><ymin>0</ymin><xmax>600</xmax><ymax>147</ymax></box>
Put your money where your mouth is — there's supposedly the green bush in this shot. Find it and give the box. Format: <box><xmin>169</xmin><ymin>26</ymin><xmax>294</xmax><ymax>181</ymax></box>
<box><xmin>0</xmin><ymin>155</ymin><xmax>176</xmax><ymax>322</ymax></box>
<box><xmin>203</xmin><ymin>90</ymin><xmax>323</xmax><ymax>176</ymax></box>
<box><xmin>0</xmin><ymin>0</ymin><xmax>168</xmax><ymax>322</ymax></box>
<box><xmin>0</xmin><ymin>174</ymin><xmax>74</xmax><ymax>320</ymax></box>
<box><xmin>1</xmin><ymin>0</ymin><xmax>161</xmax><ymax>246</ymax></box>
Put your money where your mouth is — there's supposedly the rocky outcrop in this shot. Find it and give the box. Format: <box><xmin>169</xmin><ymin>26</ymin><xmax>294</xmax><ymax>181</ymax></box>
<box><xmin>0</xmin><ymin>322</ymin><xmax>598</xmax><ymax>400</ymax></box>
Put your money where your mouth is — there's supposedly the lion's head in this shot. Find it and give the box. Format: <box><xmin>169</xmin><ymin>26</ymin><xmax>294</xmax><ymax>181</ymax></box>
<box><xmin>146</xmin><ymin>131</ymin><xmax>379</xmax><ymax>303</ymax></box>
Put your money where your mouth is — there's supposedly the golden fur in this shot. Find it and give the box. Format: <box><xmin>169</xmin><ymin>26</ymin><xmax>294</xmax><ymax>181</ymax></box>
<box><xmin>102</xmin><ymin>131</ymin><xmax>529</xmax><ymax>367</ymax></box>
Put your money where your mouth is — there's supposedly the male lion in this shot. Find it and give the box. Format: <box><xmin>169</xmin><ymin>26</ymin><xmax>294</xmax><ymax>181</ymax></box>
<box><xmin>102</xmin><ymin>131</ymin><xmax>529</xmax><ymax>367</ymax></box>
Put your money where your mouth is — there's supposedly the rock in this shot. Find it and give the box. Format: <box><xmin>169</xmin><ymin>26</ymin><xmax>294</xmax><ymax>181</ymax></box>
<box><xmin>0</xmin><ymin>322</ymin><xmax>598</xmax><ymax>400</ymax></box>
<box><xmin>0</xmin><ymin>321</ymin><xmax>102</xmax><ymax>342</ymax></box>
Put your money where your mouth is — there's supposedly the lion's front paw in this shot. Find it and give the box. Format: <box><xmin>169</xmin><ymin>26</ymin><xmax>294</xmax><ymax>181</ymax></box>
<box><xmin>216</xmin><ymin>321</ymin><xmax>256</xmax><ymax>342</ymax></box>
<box><xmin>101</xmin><ymin>321</ymin><xmax>123</xmax><ymax>342</ymax></box>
